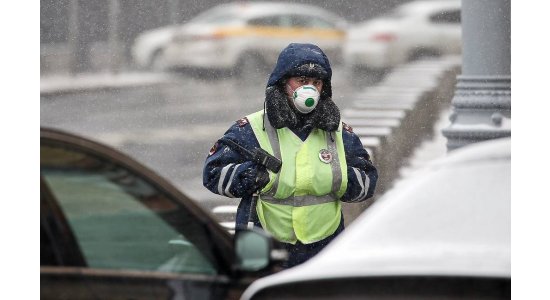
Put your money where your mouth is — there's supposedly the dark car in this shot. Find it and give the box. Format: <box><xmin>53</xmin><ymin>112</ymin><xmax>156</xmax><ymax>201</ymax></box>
<box><xmin>41</xmin><ymin>127</ymin><xmax>285</xmax><ymax>300</ymax></box>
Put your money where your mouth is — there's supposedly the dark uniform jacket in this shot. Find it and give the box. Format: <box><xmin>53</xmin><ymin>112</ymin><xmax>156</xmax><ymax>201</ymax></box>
<box><xmin>203</xmin><ymin>119</ymin><xmax>378</xmax><ymax>226</ymax></box>
<box><xmin>203</xmin><ymin>119</ymin><xmax>377</xmax><ymax>267</ymax></box>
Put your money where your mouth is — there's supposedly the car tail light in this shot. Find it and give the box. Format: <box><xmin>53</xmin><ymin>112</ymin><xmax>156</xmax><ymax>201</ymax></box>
<box><xmin>371</xmin><ymin>33</ymin><xmax>396</xmax><ymax>42</ymax></box>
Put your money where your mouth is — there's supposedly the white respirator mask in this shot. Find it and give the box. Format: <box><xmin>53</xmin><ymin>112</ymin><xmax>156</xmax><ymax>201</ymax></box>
<box><xmin>289</xmin><ymin>84</ymin><xmax>320</xmax><ymax>114</ymax></box>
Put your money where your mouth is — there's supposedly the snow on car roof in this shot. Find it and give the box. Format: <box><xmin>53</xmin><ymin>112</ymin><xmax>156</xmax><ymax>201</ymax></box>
<box><xmin>191</xmin><ymin>1</ymin><xmax>342</xmax><ymax>23</ymax></box>
<box><xmin>242</xmin><ymin>138</ymin><xmax>510</xmax><ymax>298</ymax></box>
<box><xmin>396</xmin><ymin>0</ymin><xmax>461</xmax><ymax>15</ymax></box>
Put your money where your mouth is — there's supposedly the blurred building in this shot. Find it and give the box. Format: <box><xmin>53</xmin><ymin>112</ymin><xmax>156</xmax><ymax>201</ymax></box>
<box><xmin>40</xmin><ymin>0</ymin><xmax>413</xmax><ymax>74</ymax></box>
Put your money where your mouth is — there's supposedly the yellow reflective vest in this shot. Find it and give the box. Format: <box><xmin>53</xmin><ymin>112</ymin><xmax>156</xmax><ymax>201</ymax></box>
<box><xmin>247</xmin><ymin>110</ymin><xmax>348</xmax><ymax>244</ymax></box>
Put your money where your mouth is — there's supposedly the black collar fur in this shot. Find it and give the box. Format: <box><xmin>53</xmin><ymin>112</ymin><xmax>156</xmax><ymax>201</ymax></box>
<box><xmin>265</xmin><ymin>84</ymin><xmax>340</xmax><ymax>132</ymax></box>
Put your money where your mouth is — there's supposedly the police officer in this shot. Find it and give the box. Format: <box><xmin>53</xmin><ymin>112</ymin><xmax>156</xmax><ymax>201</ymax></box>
<box><xmin>203</xmin><ymin>43</ymin><xmax>378</xmax><ymax>268</ymax></box>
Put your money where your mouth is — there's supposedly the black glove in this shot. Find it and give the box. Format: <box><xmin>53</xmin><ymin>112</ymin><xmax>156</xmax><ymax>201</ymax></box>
<box><xmin>239</xmin><ymin>162</ymin><xmax>270</xmax><ymax>195</ymax></box>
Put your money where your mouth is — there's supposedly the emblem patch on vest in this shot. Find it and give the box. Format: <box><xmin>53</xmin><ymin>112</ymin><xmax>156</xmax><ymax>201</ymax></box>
<box><xmin>319</xmin><ymin>149</ymin><xmax>333</xmax><ymax>164</ymax></box>
<box><xmin>342</xmin><ymin>122</ymin><xmax>353</xmax><ymax>133</ymax></box>
<box><xmin>236</xmin><ymin>117</ymin><xmax>249</xmax><ymax>127</ymax></box>
<box><xmin>208</xmin><ymin>142</ymin><xmax>218</xmax><ymax>156</ymax></box>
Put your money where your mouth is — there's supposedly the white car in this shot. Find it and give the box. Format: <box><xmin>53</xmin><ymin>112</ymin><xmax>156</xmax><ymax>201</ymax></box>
<box><xmin>241</xmin><ymin>137</ymin><xmax>511</xmax><ymax>299</ymax></box>
<box><xmin>344</xmin><ymin>0</ymin><xmax>461</xmax><ymax>74</ymax></box>
<box><xmin>131</xmin><ymin>25</ymin><xmax>181</xmax><ymax>70</ymax></box>
<box><xmin>160</xmin><ymin>2</ymin><xmax>347</xmax><ymax>76</ymax></box>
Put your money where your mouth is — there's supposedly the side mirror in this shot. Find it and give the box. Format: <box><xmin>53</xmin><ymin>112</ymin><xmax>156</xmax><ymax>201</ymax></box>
<box><xmin>234</xmin><ymin>228</ymin><xmax>287</xmax><ymax>272</ymax></box>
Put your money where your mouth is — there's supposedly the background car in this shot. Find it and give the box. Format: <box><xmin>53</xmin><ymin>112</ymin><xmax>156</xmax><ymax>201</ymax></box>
<box><xmin>241</xmin><ymin>137</ymin><xmax>511</xmax><ymax>300</ymax></box>
<box><xmin>344</xmin><ymin>0</ymin><xmax>461</xmax><ymax>76</ymax></box>
<box><xmin>158</xmin><ymin>2</ymin><xmax>347</xmax><ymax>77</ymax></box>
<box><xmin>131</xmin><ymin>25</ymin><xmax>181</xmax><ymax>70</ymax></box>
<box><xmin>41</xmin><ymin>127</ymin><xmax>286</xmax><ymax>300</ymax></box>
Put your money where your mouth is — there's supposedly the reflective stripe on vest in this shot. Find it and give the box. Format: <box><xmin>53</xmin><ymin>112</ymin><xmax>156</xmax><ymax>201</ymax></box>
<box><xmin>247</xmin><ymin>110</ymin><xmax>348</xmax><ymax>244</ymax></box>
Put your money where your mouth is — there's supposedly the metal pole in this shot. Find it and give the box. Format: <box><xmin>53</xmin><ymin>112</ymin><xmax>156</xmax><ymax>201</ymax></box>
<box><xmin>68</xmin><ymin>0</ymin><xmax>79</xmax><ymax>74</ymax></box>
<box><xmin>108</xmin><ymin>0</ymin><xmax>121</xmax><ymax>73</ymax></box>
<box><xmin>168</xmin><ymin>0</ymin><xmax>180</xmax><ymax>24</ymax></box>
<box><xmin>442</xmin><ymin>0</ymin><xmax>511</xmax><ymax>151</ymax></box>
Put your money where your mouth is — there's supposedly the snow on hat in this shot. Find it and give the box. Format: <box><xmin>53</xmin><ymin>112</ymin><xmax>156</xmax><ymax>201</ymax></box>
<box><xmin>286</xmin><ymin>63</ymin><xmax>329</xmax><ymax>80</ymax></box>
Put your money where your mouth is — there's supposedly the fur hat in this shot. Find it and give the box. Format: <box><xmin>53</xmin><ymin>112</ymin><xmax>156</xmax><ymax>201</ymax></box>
<box><xmin>264</xmin><ymin>44</ymin><xmax>340</xmax><ymax>132</ymax></box>
<box><xmin>286</xmin><ymin>63</ymin><xmax>329</xmax><ymax>81</ymax></box>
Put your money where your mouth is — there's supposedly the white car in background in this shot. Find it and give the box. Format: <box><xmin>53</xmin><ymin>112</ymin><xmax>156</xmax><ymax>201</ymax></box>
<box><xmin>241</xmin><ymin>137</ymin><xmax>511</xmax><ymax>299</ymax></box>
<box><xmin>131</xmin><ymin>25</ymin><xmax>181</xmax><ymax>70</ymax></box>
<box><xmin>344</xmin><ymin>0</ymin><xmax>461</xmax><ymax>75</ymax></box>
<box><xmin>159</xmin><ymin>2</ymin><xmax>347</xmax><ymax>77</ymax></box>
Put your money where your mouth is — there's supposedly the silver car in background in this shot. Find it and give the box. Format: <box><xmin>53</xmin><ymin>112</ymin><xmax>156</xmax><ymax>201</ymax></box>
<box><xmin>131</xmin><ymin>25</ymin><xmax>181</xmax><ymax>70</ymax></box>
<box><xmin>159</xmin><ymin>2</ymin><xmax>347</xmax><ymax>76</ymax></box>
<box><xmin>344</xmin><ymin>0</ymin><xmax>461</xmax><ymax>76</ymax></box>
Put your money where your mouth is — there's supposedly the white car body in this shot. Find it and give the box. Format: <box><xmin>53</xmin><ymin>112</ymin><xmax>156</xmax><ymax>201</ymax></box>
<box><xmin>344</xmin><ymin>0</ymin><xmax>461</xmax><ymax>70</ymax></box>
<box><xmin>131</xmin><ymin>25</ymin><xmax>181</xmax><ymax>69</ymax></box>
<box><xmin>160</xmin><ymin>2</ymin><xmax>347</xmax><ymax>72</ymax></box>
<box><xmin>241</xmin><ymin>137</ymin><xmax>511</xmax><ymax>299</ymax></box>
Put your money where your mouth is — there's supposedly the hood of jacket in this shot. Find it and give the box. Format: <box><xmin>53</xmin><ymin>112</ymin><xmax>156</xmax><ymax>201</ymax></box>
<box><xmin>264</xmin><ymin>43</ymin><xmax>340</xmax><ymax>132</ymax></box>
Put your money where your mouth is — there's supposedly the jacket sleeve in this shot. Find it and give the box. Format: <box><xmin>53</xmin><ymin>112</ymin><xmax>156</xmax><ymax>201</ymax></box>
<box><xmin>340</xmin><ymin>128</ymin><xmax>378</xmax><ymax>203</ymax></box>
<box><xmin>203</xmin><ymin>121</ymin><xmax>265</xmax><ymax>198</ymax></box>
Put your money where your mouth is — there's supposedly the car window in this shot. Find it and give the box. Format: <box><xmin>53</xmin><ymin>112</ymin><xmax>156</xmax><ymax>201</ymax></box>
<box><xmin>41</xmin><ymin>219</ymin><xmax>61</xmax><ymax>266</ymax></box>
<box><xmin>429</xmin><ymin>9</ymin><xmax>461</xmax><ymax>24</ymax></box>
<box><xmin>285</xmin><ymin>14</ymin><xmax>337</xmax><ymax>29</ymax></box>
<box><xmin>41</xmin><ymin>143</ymin><xmax>218</xmax><ymax>275</ymax></box>
<box><xmin>41</xmin><ymin>176</ymin><xmax>87</xmax><ymax>267</ymax></box>
<box><xmin>289</xmin><ymin>15</ymin><xmax>311</xmax><ymax>28</ymax></box>
<box><xmin>248</xmin><ymin>16</ymin><xmax>281</xmax><ymax>27</ymax></box>
<box><xmin>309</xmin><ymin>16</ymin><xmax>336</xmax><ymax>29</ymax></box>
